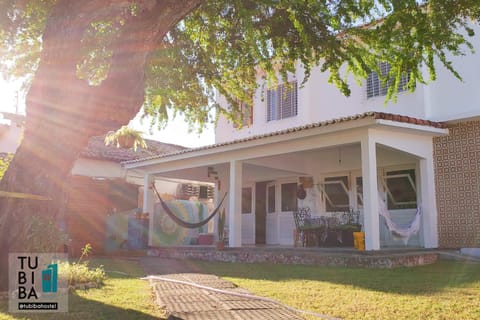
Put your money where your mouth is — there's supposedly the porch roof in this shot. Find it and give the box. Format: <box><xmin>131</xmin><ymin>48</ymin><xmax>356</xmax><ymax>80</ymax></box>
<box><xmin>122</xmin><ymin>111</ymin><xmax>447</xmax><ymax>168</ymax></box>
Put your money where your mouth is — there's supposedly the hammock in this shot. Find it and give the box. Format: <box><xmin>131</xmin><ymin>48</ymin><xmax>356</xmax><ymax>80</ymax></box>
<box><xmin>152</xmin><ymin>183</ymin><xmax>227</xmax><ymax>229</ymax></box>
<box><xmin>378</xmin><ymin>195</ymin><xmax>422</xmax><ymax>245</ymax></box>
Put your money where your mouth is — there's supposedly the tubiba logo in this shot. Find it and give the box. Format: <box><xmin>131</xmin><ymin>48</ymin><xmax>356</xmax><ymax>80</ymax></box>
<box><xmin>17</xmin><ymin>256</ymin><xmax>58</xmax><ymax>299</ymax></box>
<box><xmin>9</xmin><ymin>253</ymin><xmax>67</xmax><ymax>313</ymax></box>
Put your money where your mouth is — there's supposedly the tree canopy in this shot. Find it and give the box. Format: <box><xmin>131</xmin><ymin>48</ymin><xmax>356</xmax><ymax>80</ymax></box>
<box><xmin>0</xmin><ymin>0</ymin><xmax>479</xmax><ymax>292</ymax></box>
<box><xmin>1</xmin><ymin>0</ymin><xmax>480</xmax><ymax>129</ymax></box>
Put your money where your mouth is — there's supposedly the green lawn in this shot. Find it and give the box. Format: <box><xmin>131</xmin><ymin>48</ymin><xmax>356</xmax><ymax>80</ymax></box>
<box><xmin>0</xmin><ymin>258</ymin><xmax>165</xmax><ymax>320</ymax></box>
<box><xmin>194</xmin><ymin>260</ymin><xmax>480</xmax><ymax>320</ymax></box>
<box><xmin>1</xmin><ymin>257</ymin><xmax>478</xmax><ymax>320</ymax></box>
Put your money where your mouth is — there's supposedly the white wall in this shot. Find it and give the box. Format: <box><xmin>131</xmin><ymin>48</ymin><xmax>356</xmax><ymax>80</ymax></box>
<box><xmin>302</xmin><ymin>64</ymin><xmax>426</xmax><ymax>122</ymax></box>
<box><xmin>215</xmin><ymin>23</ymin><xmax>480</xmax><ymax>142</ymax></box>
<box><xmin>216</xmin><ymin>63</ymin><xmax>426</xmax><ymax>143</ymax></box>
<box><xmin>424</xmin><ymin>23</ymin><xmax>480</xmax><ymax>121</ymax></box>
<box><xmin>72</xmin><ymin>158</ymin><xmax>126</xmax><ymax>178</ymax></box>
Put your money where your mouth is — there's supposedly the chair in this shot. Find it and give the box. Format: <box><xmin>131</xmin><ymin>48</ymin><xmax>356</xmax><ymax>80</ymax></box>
<box><xmin>293</xmin><ymin>207</ymin><xmax>324</xmax><ymax>247</ymax></box>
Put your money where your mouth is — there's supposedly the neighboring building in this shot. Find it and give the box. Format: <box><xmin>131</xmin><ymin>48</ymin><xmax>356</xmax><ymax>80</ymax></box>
<box><xmin>68</xmin><ymin>136</ymin><xmax>216</xmax><ymax>255</ymax></box>
<box><xmin>0</xmin><ymin>112</ymin><xmax>215</xmax><ymax>255</ymax></box>
<box><xmin>0</xmin><ymin>112</ymin><xmax>25</xmax><ymax>154</ymax></box>
<box><xmin>66</xmin><ymin>135</ymin><xmax>186</xmax><ymax>255</ymax></box>
<box><xmin>125</xmin><ymin>23</ymin><xmax>480</xmax><ymax>251</ymax></box>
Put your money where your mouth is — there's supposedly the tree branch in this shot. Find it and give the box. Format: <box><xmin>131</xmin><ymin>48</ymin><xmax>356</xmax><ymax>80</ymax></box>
<box><xmin>90</xmin><ymin>0</ymin><xmax>204</xmax><ymax>130</ymax></box>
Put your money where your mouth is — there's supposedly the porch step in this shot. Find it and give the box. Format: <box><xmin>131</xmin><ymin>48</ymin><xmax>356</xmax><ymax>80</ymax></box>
<box><xmin>437</xmin><ymin>249</ymin><xmax>480</xmax><ymax>263</ymax></box>
<box><xmin>147</xmin><ymin>246</ymin><xmax>438</xmax><ymax>268</ymax></box>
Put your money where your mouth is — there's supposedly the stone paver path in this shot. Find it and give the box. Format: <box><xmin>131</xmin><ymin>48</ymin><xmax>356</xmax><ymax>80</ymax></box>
<box><xmin>140</xmin><ymin>258</ymin><xmax>304</xmax><ymax>320</ymax></box>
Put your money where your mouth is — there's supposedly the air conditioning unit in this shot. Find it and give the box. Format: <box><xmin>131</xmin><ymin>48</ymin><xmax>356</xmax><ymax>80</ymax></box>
<box><xmin>176</xmin><ymin>183</ymin><xmax>214</xmax><ymax>200</ymax></box>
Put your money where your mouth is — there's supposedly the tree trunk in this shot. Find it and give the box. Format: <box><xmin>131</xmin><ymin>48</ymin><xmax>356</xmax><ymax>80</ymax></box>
<box><xmin>0</xmin><ymin>0</ymin><xmax>203</xmax><ymax>290</ymax></box>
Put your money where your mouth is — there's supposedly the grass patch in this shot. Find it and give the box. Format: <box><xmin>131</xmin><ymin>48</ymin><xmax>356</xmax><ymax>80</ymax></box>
<box><xmin>0</xmin><ymin>258</ymin><xmax>165</xmax><ymax>320</ymax></box>
<box><xmin>1</xmin><ymin>256</ymin><xmax>478</xmax><ymax>320</ymax></box>
<box><xmin>194</xmin><ymin>260</ymin><xmax>480</xmax><ymax>320</ymax></box>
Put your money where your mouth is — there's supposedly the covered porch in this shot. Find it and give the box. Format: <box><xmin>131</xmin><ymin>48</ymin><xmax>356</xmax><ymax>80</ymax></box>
<box><xmin>124</xmin><ymin>113</ymin><xmax>447</xmax><ymax>251</ymax></box>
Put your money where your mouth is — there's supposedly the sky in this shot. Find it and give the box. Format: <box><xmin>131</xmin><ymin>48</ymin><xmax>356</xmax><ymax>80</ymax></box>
<box><xmin>0</xmin><ymin>77</ymin><xmax>216</xmax><ymax>148</ymax></box>
<box><xmin>130</xmin><ymin>112</ymin><xmax>215</xmax><ymax>148</ymax></box>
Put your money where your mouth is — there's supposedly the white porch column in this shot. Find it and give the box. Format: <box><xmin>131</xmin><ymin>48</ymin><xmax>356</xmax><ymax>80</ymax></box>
<box><xmin>419</xmin><ymin>156</ymin><xmax>439</xmax><ymax>248</ymax></box>
<box><xmin>361</xmin><ymin>133</ymin><xmax>380</xmax><ymax>250</ymax></box>
<box><xmin>143</xmin><ymin>174</ymin><xmax>155</xmax><ymax>246</ymax></box>
<box><xmin>229</xmin><ymin>160</ymin><xmax>243</xmax><ymax>247</ymax></box>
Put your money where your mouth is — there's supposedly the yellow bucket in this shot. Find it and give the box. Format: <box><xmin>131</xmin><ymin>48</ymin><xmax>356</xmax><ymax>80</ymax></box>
<box><xmin>353</xmin><ymin>232</ymin><xmax>365</xmax><ymax>251</ymax></box>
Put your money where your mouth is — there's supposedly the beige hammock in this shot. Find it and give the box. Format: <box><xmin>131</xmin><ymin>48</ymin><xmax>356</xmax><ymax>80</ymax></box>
<box><xmin>378</xmin><ymin>194</ymin><xmax>422</xmax><ymax>245</ymax></box>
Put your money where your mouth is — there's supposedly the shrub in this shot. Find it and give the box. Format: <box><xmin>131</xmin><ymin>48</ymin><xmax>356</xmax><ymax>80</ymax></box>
<box><xmin>58</xmin><ymin>261</ymin><xmax>106</xmax><ymax>287</ymax></box>
<box><xmin>58</xmin><ymin>244</ymin><xmax>106</xmax><ymax>289</ymax></box>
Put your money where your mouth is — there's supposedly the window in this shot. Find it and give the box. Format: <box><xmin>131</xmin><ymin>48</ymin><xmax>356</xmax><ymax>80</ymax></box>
<box><xmin>281</xmin><ymin>183</ymin><xmax>298</xmax><ymax>212</ymax></box>
<box><xmin>323</xmin><ymin>176</ymin><xmax>349</xmax><ymax>212</ymax></box>
<box><xmin>233</xmin><ymin>102</ymin><xmax>253</xmax><ymax>128</ymax></box>
<box><xmin>266</xmin><ymin>81</ymin><xmax>298</xmax><ymax>121</ymax></box>
<box><xmin>199</xmin><ymin>185</ymin><xmax>214</xmax><ymax>199</ymax></box>
<box><xmin>384</xmin><ymin>169</ymin><xmax>417</xmax><ymax>209</ymax></box>
<box><xmin>267</xmin><ymin>185</ymin><xmax>276</xmax><ymax>213</ymax></box>
<box><xmin>366</xmin><ymin>62</ymin><xmax>410</xmax><ymax>98</ymax></box>
<box><xmin>241</xmin><ymin>187</ymin><xmax>252</xmax><ymax>214</ymax></box>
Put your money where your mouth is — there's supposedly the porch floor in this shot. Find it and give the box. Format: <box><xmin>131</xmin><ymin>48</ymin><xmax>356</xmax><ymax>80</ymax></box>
<box><xmin>147</xmin><ymin>245</ymin><xmax>438</xmax><ymax>268</ymax></box>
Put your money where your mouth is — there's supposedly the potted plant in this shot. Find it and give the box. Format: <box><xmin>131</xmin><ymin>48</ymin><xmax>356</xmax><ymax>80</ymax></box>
<box><xmin>104</xmin><ymin>126</ymin><xmax>147</xmax><ymax>151</ymax></box>
<box><xmin>216</xmin><ymin>208</ymin><xmax>226</xmax><ymax>250</ymax></box>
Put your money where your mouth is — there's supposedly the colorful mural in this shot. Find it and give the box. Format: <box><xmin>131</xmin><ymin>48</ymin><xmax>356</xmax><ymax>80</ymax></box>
<box><xmin>105</xmin><ymin>211</ymin><xmax>130</xmax><ymax>252</ymax></box>
<box><xmin>151</xmin><ymin>200</ymin><xmax>208</xmax><ymax>246</ymax></box>
<box><xmin>104</xmin><ymin>201</ymin><xmax>210</xmax><ymax>251</ymax></box>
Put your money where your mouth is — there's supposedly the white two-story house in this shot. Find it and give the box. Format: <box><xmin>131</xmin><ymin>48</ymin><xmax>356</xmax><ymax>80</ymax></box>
<box><xmin>125</xmin><ymin>23</ymin><xmax>480</xmax><ymax>251</ymax></box>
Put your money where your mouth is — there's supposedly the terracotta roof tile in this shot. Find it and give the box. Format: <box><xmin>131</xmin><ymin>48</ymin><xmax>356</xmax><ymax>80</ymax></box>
<box><xmin>122</xmin><ymin>112</ymin><xmax>447</xmax><ymax>165</ymax></box>
<box><xmin>373</xmin><ymin>112</ymin><xmax>446</xmax><ymax>128</ymax></box>
<box><xmin>80</xmin><ymin>135</ymin><xmax>186</xmax><ymax>163</ymax></box>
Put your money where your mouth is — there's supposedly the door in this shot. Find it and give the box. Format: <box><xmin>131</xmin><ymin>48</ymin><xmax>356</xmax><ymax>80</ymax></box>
<box><xmin>241</xmin><ymin>185</ymin><xmax>255</xmax><ymax>244</ymax></box>
<box><xmin>265</xmin><ymin>182</ymin><xmax>278</xmax><ymax>244</ymax></box>
<box><xmin>255</xmin><ymin>182</ymin><xmax>267</xmax><ymax>245</ymax></box>
<box><xmin>278</xmin><ymin>181</ymin><xmax>297</xmax><ymax>245</ymax></box>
